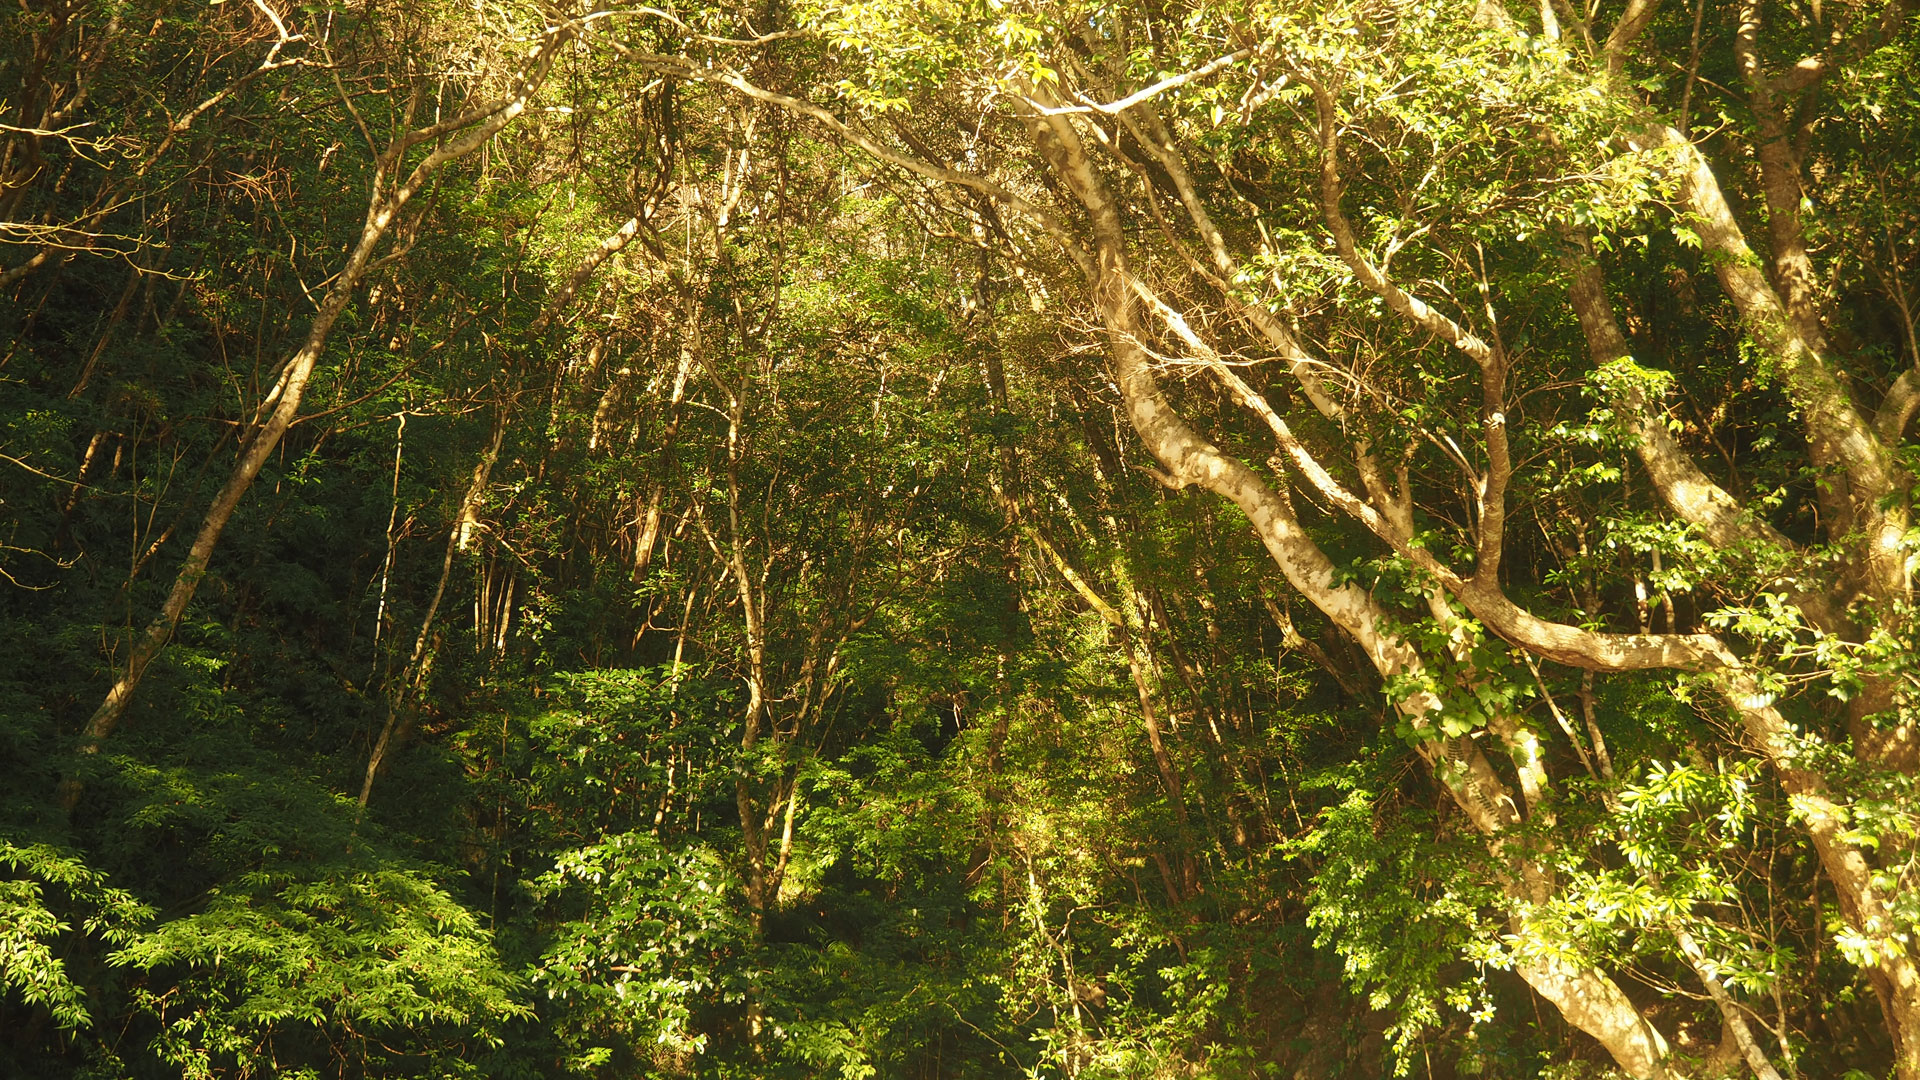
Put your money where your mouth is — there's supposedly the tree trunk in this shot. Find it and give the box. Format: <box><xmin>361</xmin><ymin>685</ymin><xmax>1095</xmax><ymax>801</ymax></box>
<box><xmin>1023</xmin><ymin>98</ymin><xmax>1680</xmax><ymax>1079</ymax></box>
<box><xmin>61</xmin><ymin>27</ymin><xmax>572</xmax><ymax>809</ymax></box>
<box><xmin>357</xmin><ymin>413</ymin><xmax>506</xmax><ymax>813</ymax></box>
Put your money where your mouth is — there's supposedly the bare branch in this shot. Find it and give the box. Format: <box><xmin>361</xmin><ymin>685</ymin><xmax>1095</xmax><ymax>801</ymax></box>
<box><xmin>1030</xmin><ymin>49</ymin><xmax>1252</xmax><ymax>116</ymax></box>
<box><xmin>632</xmin><ymin>54</ymin><xmax>1094</xmax><ymax>280</ymax></box>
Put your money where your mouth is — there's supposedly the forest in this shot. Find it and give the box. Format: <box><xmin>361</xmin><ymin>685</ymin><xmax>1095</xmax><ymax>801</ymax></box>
<box><xmin>1</xmin><ymin>0</ymin><xmax>1917</xmax><ymax>1076</ymax></box>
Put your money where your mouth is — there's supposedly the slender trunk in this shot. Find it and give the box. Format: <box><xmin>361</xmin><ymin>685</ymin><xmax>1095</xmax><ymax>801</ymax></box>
<box><xmin>66</xmin><ymin>264</ymin><xmax>140</xmax><ymax>399</ymax></box>
<box><xmin>1672</xmin><ymin>921</ymin><xmax>1785</xmax><ymax>1080</ymax></box>
<box><xmin>710</xmin><ymin>363</ymin><xmax>778</xmax><ymax>1052</ymax></box>
<box><xmin>633</xmin><ymin>347</ymin><xmax>695</xmax><ymax>582</ymax></box>
<box><xmin>367</xmin><ymin>412</ymin><xmax>408</xmax><ymax>683</ymax></box>
<box><xmin>1027</xmin><ymin>525</ymin><xmax>1188</xmax><ymax>824</ymax></box>
<box><xmin>357</xmin><ymin>413</ymin><xmax>505</xmax><ymax>812</ymax></box>
<box><xmin>63</xmin><ymin>29</ymin><xmax>571</xmax><ymax>808</ymax></box>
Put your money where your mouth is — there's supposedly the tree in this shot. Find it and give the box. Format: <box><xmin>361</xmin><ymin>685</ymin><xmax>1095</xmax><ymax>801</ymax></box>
<box><xmin>666</xmin><ymin>0</ymin><xmax>1920</xmax><ymax>1072</ymax></box>
<box><xmin>69</xmin><ymin>2</ymin><xmax>587</xmax><ymax>777</ymax></box>
<box><xmin>5</xmin><ymin>0</ymin><xmax>1918</xmax><ymax>1075</ymax></box>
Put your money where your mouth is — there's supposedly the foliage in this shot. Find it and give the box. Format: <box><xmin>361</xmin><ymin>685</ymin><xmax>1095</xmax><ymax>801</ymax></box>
<box><xmin>3</xmin><ymin>0</ymin><xmax>1919</xmax><ymax>1077</ymax></box>
<box><xmin>531</xmin><ymin>831</ymin><xmax>749</xmax><ymax>1068</ymax></box>
<box><xmin>0</xmin><ymin>842</ymin><xmax>151</xmax><ymax>1031</ymax></box>
<box><xmin>117</xmin><ymin>867</ymin><xmax>531</xmax><ymax>1080</ymax></box>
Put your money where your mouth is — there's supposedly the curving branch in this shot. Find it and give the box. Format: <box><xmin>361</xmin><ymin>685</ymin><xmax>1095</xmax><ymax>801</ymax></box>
<box><xmin>1032</xmin><ymin>95</ymin><xmax>1678</xmax><ymax>1076</ymax></box>
<box><xmin>1309</xmin><ymin>80</ymin><xmax>1497</xmax><ymax>368</ymax></box>
<box><xmin>1110</xmin><ymin>98</ymin><xmax>1389</xmax><ymax>511</ymax></box>
<box><xmin>1880</xmin><ymin>368</ymin><xmax>1920</xmax><ymax>443</ymax></box>
<box><xmin>1133</xmin><ymin>261</ymin><xmax>1730</xmax><ymax>678</ymax></box>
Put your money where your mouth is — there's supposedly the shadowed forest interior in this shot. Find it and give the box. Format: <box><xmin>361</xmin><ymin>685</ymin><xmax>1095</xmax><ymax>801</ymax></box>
<box><xmin>3</xmin><ymin>0</ymin><xmax>1919</xmax><ymax>1076</ymax></box>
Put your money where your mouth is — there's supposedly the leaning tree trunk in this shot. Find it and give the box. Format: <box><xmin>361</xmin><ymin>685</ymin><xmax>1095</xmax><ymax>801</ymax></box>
<box><xmin>1563</xmin><ymin>130</ymin><xmax>1920</xmax><ymax>1075</ymax></box>
<box><xmin>357</xmin><ymin>412</ymin><xmax>506</xmax><ymax>813</ymax></box>
<box><xmin>1021</xmin><ymin>99</ymin><xmax>1680</xmax><ymax>1079</ymax></box>
<box><xmin>62</xmin><ymin>26</ymin><xmax>573</xmax><ymax>809</ymax></box>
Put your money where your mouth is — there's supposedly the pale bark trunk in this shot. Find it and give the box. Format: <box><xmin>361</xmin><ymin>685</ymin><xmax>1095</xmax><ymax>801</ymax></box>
<box><xmin>633</xmin><ymin>347</ymin><xmax>695</xmax><ymax>582</ymax></box>
<box><xmin>64</xmin><ymin>29</ymin><xmax>571</xmax><ymax>804</ymax></box>
<box><xmin>1025</xmin><ymin>99</ymin><xmax>1678</xmax><ymax>1078</ymax></box>
<box><xmin>1568</xmin><ymin>235</ymin><xmax>1920</xmax><ymax>1071</ymax></box>
<box><xmin>1642</xmin><ymin>124</ymin><xmax>1906</xmax><ymax>603</ymax></box>
<box><xmin>1722</xmin><ymin>6</ymin><xmax>1920</xmax><ymax>783</ymax></box>
<box><xmin>1721</xmin><ymin>678</ymin><xmax>1920</xmax><ymax>1079</ymax></box>
<box><xmin>357</xmin><ymin>413</ymin><xmax>506</xmax><ymax>812</ymax></box>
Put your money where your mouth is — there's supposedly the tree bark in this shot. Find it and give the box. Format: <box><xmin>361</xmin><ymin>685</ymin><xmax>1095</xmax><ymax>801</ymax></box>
<box><xmin>357</xmin><ymin>412</ymin><xmax>506</xmax><ymax>813</ymax></box>
<box><xmin>1023</xmin><ymin>96</ymin><xmax>1679</xmax><ymax>1079</ymax></box>
<box><xmin>61</xmin><ymin>26</ymin><xmax>573</xmax><ymax>808</ymax></box>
